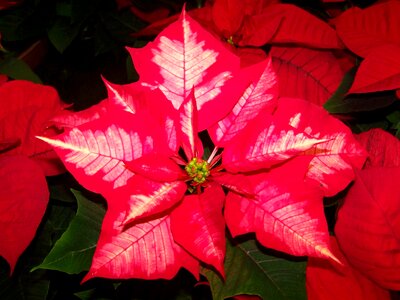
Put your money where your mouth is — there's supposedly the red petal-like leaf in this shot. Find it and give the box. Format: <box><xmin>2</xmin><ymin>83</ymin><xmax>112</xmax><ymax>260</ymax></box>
<box><xmin>335</xmin><ymin>167</ymin><xmax>400</xmax><ymax>289</ymax></box>
<box><xmin>0</xmin><ymin>80</ymin><xmax>66</xmax><ymax>175</ymax></box>
<box><xmin>336</xmin><ymin>1</ymin><xmax>400</xmax><ymax>58</ymax></box>
<box><xmin>349</xmin><ymin>45</ymin><xmax>400</xmax><ymax>93</ymax></box>
<box><xmin>274</xmin><ymin>98</ymin><xmax>367</xmax><ymax>196</ymax></box>
<box><xmin>356</xmin><ymin>128</ymin><xmax>400</xmax><ymax>168</ymax></box>
<box><xmin>222</xmin><ymin>104</ymin><xmax>327</xmax><ymax>173</ymax></box>
<box><xmin>39</xmin><ymin>111</ymin><xmax>168</xmax><ymax>195</ymax></box>
<box><xmin>242</xmin><ymin>4</ymin><xmax>342</xmax><ymax>48</ymax></box>
<box><xmin>171</xmin><ymin>184</ymin><xmax>226</xmax><ymax>276</ymax></box>
<box><xmin>0</xmin><ymin>155</ymin><xmax>49</xmax><ymax>273</ymax></box>
<box><xmin>211</xmin><ymin>172</ymin><xmax>255</xmax><ymax>197</ymax></box>
<box><xmin>225</xmin><ymin>160</ymin><xmax>337</xmax><ymax>261</ymax></box>
<box><xmin>128</xmin><ymin>10</ymin><xmax>242</xmax><ymax>130</ymax></box>
<box><xmin>179</xmin><ymin>88</ymin><xmax>200</xmax><ymax>160</ymax></box>
<box><xmin>209</xmin><ymin>57</ymin><xmax>277</xmax><ymax>146</ymax></box>
<box><xmin>306</xmin><ymin>237</ymin><xmax>391</xmax><ymax>300</ymax></box>
<box><xmin>124</xmin><ymin>153</ymin><xmax>186</xmax><ymax>182</ymax></box>
<box><xmin>121</xmin><ymin>176</ymin><xmax>186</xmax><ymax>224</ymax></box>
<box><xmin>271</xmin><ymin>46</ymin><xmax>344</xmax><ymax>106</ymax></box>
<box><xmin>83</xmin><ymin>208</ymin><xmax>199</xmax><ymax>281</ymax></box>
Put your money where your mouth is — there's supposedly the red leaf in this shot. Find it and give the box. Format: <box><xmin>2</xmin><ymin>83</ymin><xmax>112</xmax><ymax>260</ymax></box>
<box><xmin>0</xmin><ymin>80</ymin><xmax>66</xmax><ymax>175</ymax></box>
<box><xmin>0</xmin><ymin>155</ymin><xmax>49</xmax><ymax>273</ymax></box>
<box><xmin>211</xmin><ymin>172</ymin><xmax>255</xmax><ymax>198</ymax></box>
<box><xmin>179</xmin><ymin>88</ymin><xmax>200</xmax><ymax>160</ymax></box>
<box><xmin>124</xmin><ymin>153</ymin><xmax>186</xmax><ymax>182</ymax></box>
<box><xmin>128</xmin><ymin>10</ymin><xmax>242</xmax><ymax>130</ymax></box>
<box><xmin>39</xmin><ymin>111</ymin><xmax>169</xmax><ymax>195</ymax></box>
<box><xmin>335</xmin><ymin>1</ymin><xmax>400</xmax><ymax>58</ymax></box>
<box><xmin>271</xmin><ymin>46</ymin><xmax>344</xmax><ymax>106</ymax></box>
<box><xmin>306</xmin><ymin>237</ymin><xmax>391</xmax><ymax>300</ymax></box>
<box><xmin>273</xmin><ymin>98</ymin><xmax>367</xmax><ymax>196</ymax></box>
<box><xmin>222</xmin><ymin>102</ymin><xmax>328</xmax><ymax>173</ymax></box>
<box><xmin>171</xmin><ymin>184</ymin><xmax>226</xmax><ymax>276</ymax></box>
<box><xmin>121</xmin><ymin>176</ymin><xmax>186</xmax><ymax>224</ymax></box>
<box><xmin>356</xmin><ymin>128</ymin><xmax>400</xmax><ymax>168</ymax></box>
<box><xmin>224</xmin><ymin>159</ymin><xmax>337</xmax><ymax>261</ymax></box>
<box><xmin>244</xmin><ymin>4</ymin><xmax>342</xmax><ymax>48</ymax></box>
<box><xmin>349</xmin><ymin>44</ymin><xmax>400</xmax><ymax>93</ymax></box>
<box><xmin>83</xmin><ymin>209</ymin><xmax>199</xmax><ymax>281</ymax></box>
<box><xmin>104</xmin><ymin>82</ymin><xmax>179</xmax><ymax>152</ymax></box>
<box><xmin>335</xmin><ymin>167</ymin><xmax>400</xmax><ymax>289</ymax></box>
<box><xmin>209</xmin><ymin>57</ymin><xmax>278</xmax><ymax>146</ymax></box>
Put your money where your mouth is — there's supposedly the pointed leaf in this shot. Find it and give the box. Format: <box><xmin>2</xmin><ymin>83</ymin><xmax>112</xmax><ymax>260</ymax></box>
<box><xmin>274</xmin><ymin>98</ymin><xmax>367</xmax><ymax>196</ymax></box>
<box><xmin>105</xmin><ymin>82</ymin><xmax>180</xmax><ymax>152</ymax></box>
<box><xmin>0</xmin><ymin>156</ymin><xmax>49</xmax><ymax>273</ymax></box>
<box><xmin>32</xmin><ymin>190</ymin><xmax>106</xmax><ymax>274</ymax></box>
<box><xmin>349</xmin><ymin>45</ymin><xmax>400</xmax><ymax>93</ymax></box>
<box><xmin>222</xmin><ymin>106</ymin><xmax>327</xmax><ymax>173</ymax></box>
<box><xmin>335</xmin><ymin>1</ymin><xmax>400</xmax><ymax>58</ymax></box>
<box><xmin>0</xmin><ymin>80</ymin><xmax>66</xmax><ymax>175</ymax></box>
<box><xmin>225</xmin><ymin>160</ymin><xmax>336</xmax><ymax>261</ymax></box>
<box><xmin>83</xmin><ymin>209</ymin><xmax>199</xmax><ymax>281</ymax></box>
<box><xmin>39</xmin><ymin>111</ymin><xmax>168</xmax><ymax>194</ymax></box>
<box><xmin>203</xmin><ymin>238</ymin><xmax>307</xmax><ymax>300</ymax></box>
<box><xmin>122</xmin><ymin>176</ymin><xmax>186</xmax><ymax>224</ymax></box>
<box><xmin>335</xmin><ymin>167</ymin><xmax>400</xmax><ymax>290</ymax></box>
<box><xmin>356</xmin><ymin>128</ymin><xmax>400</xmax><ymax>168</ymax></box>
<box><xmin>128</xmin><ymin>10</ymin><xmax>242</xmax><ymax>130</ymax></box>
<box><xmin>209</xmin><ymin>58</ymin><xmax>278</xmax><ymax>146</ymax></box>
<box><xmin>306</xmin><ymin>237</ymin><xmax>391</xmax><ymax>300</ymax></box>
<box><xmin>171</xmin><ymin>184</ymin><xmax>226</xmax><ymax>276</ymax></box>
<box><xmin>271</xmin><ymin>46</ymin><xmax>344</xmax><ymax>106</ymax></box>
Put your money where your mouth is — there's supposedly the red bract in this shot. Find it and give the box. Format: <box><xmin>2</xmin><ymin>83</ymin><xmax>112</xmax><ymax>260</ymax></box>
<box><xmin>306</xmin><ymin>237</ymin><xmax>390</xmax><ymax>300</ymax></box>
<box><xmin>134</xmin><ymin>0</ymin><xmax>342</xmax><ymax>49</ymax></box>
<box><xmin>271</xmin><ymin>46</ymin><xmax>344</xmax><ymax>106</ymax></box>
<box><xmin>0</xmin><ymin>80</ymin><xmax>66</xmax><ymax>176</ymax></box>
<box><xmin>0</xmin><ymin>80</ymin><xmax>67</xmax><ymax>273</ymax></box>
<box><xmin>41</xmin><ymin>11</ymin><xmax>366</xmax><ymax>281</ymax></box>
<box><xmin>335</xmin><ymin>129</ymin><xmax>400</xmax><ymax>289</ymax></box>
<box><xmin>0</xmin><ymin>155</ymin><xmax>49</xmax><ymax>273</ymax></box>
<box><xmin>336</xmin><ymin>1</ymin><xmax>400</xmax><ymax>93</ymax></box>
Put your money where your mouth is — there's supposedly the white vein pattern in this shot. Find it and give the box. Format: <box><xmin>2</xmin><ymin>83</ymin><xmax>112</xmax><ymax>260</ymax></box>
<box><xmin>224</xmin><ymin>124</ymin><xmax>325</xmax><ymax>171</ymax></box>
<box><xmin>125</xmin><ymin>181</ymin><xmax>184</xmax><ymax>223</ymax></box>
<box><xmin>214</xmin><ymin>61</ymin><xmax>276</xmax><ymax>144</ymax></box>
<box><xmin>105</xmin><ymin>81</ymin><xmax>135</xmax><ymax>114</ymax></box>
<box><xmin>91</xmin><ymin>215</ymin><xmax>181</xmax><ymax>279</ymax></box>
<box><xmin>39</xmin><ymin>125</ymin><xmax>153</xmax><ymax>189</ymax></box>
<box><xmin>227</xmin><ymin>189</ymin><xmax>332</xmax><ymax>259</ymax></box>
<box><xmin>150</xmin><ymin>16</ymin><xmax>231</xmax><ymax>110</ymax></box>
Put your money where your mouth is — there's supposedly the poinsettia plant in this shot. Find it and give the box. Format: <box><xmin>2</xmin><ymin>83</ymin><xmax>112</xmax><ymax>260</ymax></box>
<box><xmin>1</xmin><ymin>0</ymin><xmax>400</xmax><ymax>299</ymax></box>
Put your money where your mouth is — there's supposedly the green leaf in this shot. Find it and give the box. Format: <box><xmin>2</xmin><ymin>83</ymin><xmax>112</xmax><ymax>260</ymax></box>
<box><xmin>0</xmin><ymin>57</ymin><xmax>42</xmax><ymax>83</ymax></box>
<box><xmin>32</xmin><ymin>190</ymin><xmax>106</xmax><ymax>274</ymax></box>
<box><xmin>202</xmin><ymin>238</ymin><xmax>307</xmax><ymax>300</ymax></box>
<box><xmin>47</xmin><ymin>18</ymin><xmax>83</xmax><ymax>53</ymax></box>
<box><xmin>324</xmin><ymin>66</ymin><xmax>397</xmax><ymax>113</ymax></box>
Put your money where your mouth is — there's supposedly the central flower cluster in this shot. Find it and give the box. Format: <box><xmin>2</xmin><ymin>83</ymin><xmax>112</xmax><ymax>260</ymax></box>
<box><xmin>185</xmin><ymin>157</ymin><xmax>210</xmax><ymax>184</ymax></box>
